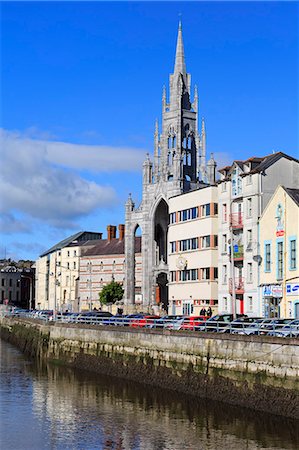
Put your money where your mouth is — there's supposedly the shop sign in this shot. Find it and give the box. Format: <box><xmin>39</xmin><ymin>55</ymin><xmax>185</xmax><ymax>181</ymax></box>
<box><xmin>262</xmin><ymin>285</ymin><xmax>282</xmax><ymax>297</ymax></box>
<box><xmin>286</xmin><ymin>283</ymin><xmax>299</xmax><ymax>296</ymax></box>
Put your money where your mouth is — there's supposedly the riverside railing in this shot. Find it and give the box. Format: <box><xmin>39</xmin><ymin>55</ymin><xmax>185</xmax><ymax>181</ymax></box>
<box><xmin>3</xmin><ymin>310</ymin><xmax>299</xmax><ymax>338</ymax></box>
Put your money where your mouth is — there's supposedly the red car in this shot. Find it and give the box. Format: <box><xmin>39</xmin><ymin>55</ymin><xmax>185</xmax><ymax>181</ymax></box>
<box><xmin>130</xmin><ymin>315</ymin><xmax>160</xmax><ymax>328</ymax></box>
<box><xmin>179</xmin><ymin>316</ymin><xmax>207</xmax><ymax>330</ymax></box>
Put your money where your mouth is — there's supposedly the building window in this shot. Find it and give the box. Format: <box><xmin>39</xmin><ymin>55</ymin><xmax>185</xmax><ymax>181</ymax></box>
<box><xmin>214</xmin><ymin>268</ymin><xmax>218</xmax><ymax>279</ymax></box>
<box><xmin>191</xmin><ymin>269</ymin><xmax>198</xmax><ymax>280</ymax></box>
<box><xmin>1</xmin><ymin>279</ymin><xmax>4</xmax><ymax>287</ymax></box>
<box><xmin>248</xmin><ymin>296</ymin><xmax>253</xmax><ymax>312</ymax></box>
<box><xmin>66</xmin><ymin>276</ymin><xmax>69</xmax><ymax>286</ymax></box>
<box><xmin>170</xmin><ymin>242</ymin><xmax>176</xmax><ymax>253</ymax></box>
<box><xmin>74</xmin><ymin>250</ymin><xmax>77</xmax><ymax>257</ymax></box>
<box><xmin>170</xmin><ymin>271</ymin><xmax>176</xmax><ymax>282</ymax></box>
<box><xmin>169</xmin><ymin>212</ymin><xmax>176</xmax><ymax>224</ymax></box>
<box><xmin>290</xmin><ymin>239</ymin><xmax>297</xmax><ymax>270</ymax></box>
<box><xmin>223</xmin><ymin>204</ymin><xmax>227</xmax><ymax>222</ymax></box>
<box><xmin>191</xmin><ymin>207</ymin><xmax>198</xmax><ymax>219</ymax></box>
<box><xmin>214</xmin><ymin>203</ymin><xmax>218</xmax><ymax>215</ymax></box>
<box><xmin>202</xmin><ymin>204</ymin><xmax>211</xmax><ymax>217</ymax></box>
<box><xmin>9</xmin><ymin>279</ymin><xmax>12</xmax><ymax>287</ymax></box>
<box><xmin>247</xmin><ymin>198</ymin><xmax>252</xmax><ymax>217</ymax></box>
<box><xmin>201</xmin><ymin>235</ymin><xmax>211</xmax><ymax>248</ymax></box>
<box><xmin>67</xmin><ymin>251</ymin><xmax>70</xmax><ymax>257</ymax></box>
<box><xmin>67</xmin><ymin>262</ymin><xmax>70</xmax><ymax>270</ymax></box>
<box><xmin>223</xmin><ymin>265</ymin><xmax>227</xmax><ymax>284</ymax></box>
<box><xmin>201</xmin><ymin>268</ymin><xmax>210</xmax><ymax>280</ymax></box>
<box><xmin>191</xmin><ymin>237</ymin><xmax>198</xmax><ymax>250</ymax></box>
<box><xmin>221</xmin><ymin>182</ymin><xmax>227</xmax><ymax>192</ymax></box>
<box><xmin>246</xmin><ymin>175</ymin><xmax>252</xmax><ymax>185</ymax></box>
<box><xmin>73</xmin><ymin>261</ymin><xmax>76</xmax><ymax>270</ymax></box>
<box><xmin>247</xmin><ymin>263</ymin><xmax>253</xmax><ymax>283</ymax></box>
<box><xmin>265</xmin><ymin>243</ymin><xmax>271</xmax><ymax>272</ymax></box>
<box><xmin>247</xmin><ymin>229</ymin><xmax>252</xmax><ymax>249</ymax></box>
<box><xmin>277</xmin><ymin>241</ymin><xmax>283</xmax><ymax>279</ymax></box>
<box><xmin>214</xmin><ymin>235</ymin><xmax>218</xmax><ymax>247</ymax></box>
<box><xmin>222</xmin><ymin>234</ymin><xmax>227</xmax><ymax>253</ymax></box>
<box><xmin>223</xmin><ymin>297</ymin><xmax>228</xmax><ymax>311</ymax></box>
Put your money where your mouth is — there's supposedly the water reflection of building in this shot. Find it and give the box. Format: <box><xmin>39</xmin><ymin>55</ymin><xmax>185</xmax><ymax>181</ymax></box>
<box><xmin>30</xmin><ymin>362</ymin><xmax>297</xmax><ymax>450</ymax></box>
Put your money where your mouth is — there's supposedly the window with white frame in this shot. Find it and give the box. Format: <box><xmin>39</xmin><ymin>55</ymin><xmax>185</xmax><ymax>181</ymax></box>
<box><xmin>169</xmin><ymin>212</ymin><xmax>176</xmax><ymax>224</ymax></box>
<box><xmin>223</xmin><ymin>265</ymin><xmax>227</xmax><ymax>284</ymax></box>
<box><xmin>223</xmin><ymin>204</ymin><xmax>227</xmax><ymax>222</ymax></box>
<box><xmin>222</xmin><ymin>234</ymin><xmax>227</xmax><ymax>253</ymax></box>
<box><xmin>73</xmin><ymin>261</ymin><xmax>76</xmax><ymax>269</ymax></box>
<box><xmin>170</xmin><ymin>271</ymin><xmax>176</xmax><ymax>282</ymax></box>
<box><xmin>74</xmin><ymin>250</ymin><xmax>77</xmax><ymax>257</ymax></box>
<box><xmin>246</xmin><ymin>174</ymin><xmax>252</xmax><ymax>185</ymax></box>
<box><xmin>202</xmin><ymin>204</ymin><xmax>211</xmax><ymax>217</ymax></box>
<box><xmin>290</xmin><ymin>239</ymin><xmax>297</xmax><ymax>270</ymax></box>
<box><xmin>247</xmin><ymin>262</ymin><xmax>253</xmax><ymax>282</ymax></box>
<box><xmin>247</xmin><ymin>198</ymin><xmax>252</xmax><ymax>217</ymax></box>
<box><xmin>201</xmin><ymin>267</ymin><xmax>210</xmax><ymax>280</ymax></box>
<box><xmin>201</xmin><ymin>235</ymin><xmax>211</xmax><ymax>248</ymax></box>
<box><xmin>248</xmin><ymin>296</ymin><xmax>253</xmax><ymax>312</ymax></box>
<box><xmin>170</xmin><ymin>242</ymin><xmax>176</xmax><ymax>253</ymax></box>
<box><xmin>247</xmin><ymin>229</ymin><xmax>252</xmax><ymax>249</ymax></box>
<box><xmin>221</xmin><ymin>182</ymin><xmax>227</xmax><ymax>192</ymax></box>
<box><xmin>223</xmin><ymin>296</ymin><xmax>228</xmax><ymax>311</ymax></box>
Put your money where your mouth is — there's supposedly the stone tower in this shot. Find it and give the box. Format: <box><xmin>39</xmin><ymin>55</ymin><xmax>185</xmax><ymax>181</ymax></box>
<box><xmin>124</xmin><ymin>22</ymin><xmax>214</xmax><ymax>310</ymax></box>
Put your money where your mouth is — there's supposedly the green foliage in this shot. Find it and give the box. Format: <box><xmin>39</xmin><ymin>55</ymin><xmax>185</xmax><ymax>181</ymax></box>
<box><xmin>99</xmin><ymin>281</ymin><xmax>124</xmax><ymax>305</ymax></box>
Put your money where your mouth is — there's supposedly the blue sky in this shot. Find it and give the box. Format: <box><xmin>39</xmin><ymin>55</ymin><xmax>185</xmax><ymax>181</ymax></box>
<box><xmin>1</xmin><ymin>1</ymin><xmax>298</xmax><ymax>261</ymax></box>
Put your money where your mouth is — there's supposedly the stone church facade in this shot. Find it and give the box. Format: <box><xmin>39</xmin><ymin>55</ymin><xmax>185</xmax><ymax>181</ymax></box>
<box><xmin>124</xmin><ymin>23</ymin><xmax>216</xmax><ymax>311</ymax></box>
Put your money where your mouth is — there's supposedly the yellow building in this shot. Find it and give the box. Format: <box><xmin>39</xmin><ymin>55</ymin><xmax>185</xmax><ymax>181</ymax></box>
<box><xmin>259</xmin><ymin>186</ymin><xmax>299</xmax><ymax>318</ymax></box>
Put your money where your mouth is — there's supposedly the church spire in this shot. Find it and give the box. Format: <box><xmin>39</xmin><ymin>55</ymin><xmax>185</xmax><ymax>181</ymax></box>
<box><xmin>174</xmin><ymin>21</ymin><xmax>186</xmax><ymax>78</ymax></box>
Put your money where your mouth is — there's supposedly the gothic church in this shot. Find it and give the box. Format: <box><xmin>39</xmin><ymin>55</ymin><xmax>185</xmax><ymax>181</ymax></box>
<box><xmin>124</xmin><ymin>23</ymin><xmax>216</xmax><ymax>310</ymax></box>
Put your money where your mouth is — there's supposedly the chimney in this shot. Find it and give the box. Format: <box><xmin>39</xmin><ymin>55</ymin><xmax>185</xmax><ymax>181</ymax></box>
<box><xmin>107</xmin><ymin>225</ymin><xmax>117</xmax><ymax>242</ymax></box>
<box><xmin>118</xmin><ymin>224</ymin><xmax>125</xmax><ymax>241</ymax></box>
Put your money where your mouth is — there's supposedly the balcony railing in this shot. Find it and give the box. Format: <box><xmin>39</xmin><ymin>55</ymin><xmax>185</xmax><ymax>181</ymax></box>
<box><xmin>229</xmin><ymin>277</ymin><xmax>244</xmax><ymax>294</ymax></box>
<box><xmin>230</xmin><ymin>213</ymin><xmax>243</xmax><ymax>229</ymax></box>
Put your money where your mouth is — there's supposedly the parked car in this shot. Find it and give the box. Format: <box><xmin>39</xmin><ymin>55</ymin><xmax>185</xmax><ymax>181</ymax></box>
<box><xmin>76</xmin><ymin>311</ymin><xmax>113</xmax><ymax>324</ymax></box>
<box><xmin>198</xmin><ymin>314</ymin><xmax>247</xmax><ymax>332</ymax></box>
<box><xmin>221</xmin><ymin>317</ymin><xmax>263</xmax><ymax>334</ymax></box>
<box><xmin>116</xmin><ymin>314</ymin><xmax>145</xmax><ymax>326</ymax></box>
<box><xmin>258</xmin><ymin>318</ymin><xmax>294</xmax><ymax>335</ymax></box>
<box><xmin>267</xmin><ymin>319</ymin><xmax>299</xmax><ymax>337</ymax></box>
<box><xmin>179</xmin><ymin>316</ymin><xmax>207</xmax><ymax>331</ymax></box>
<box><xmin>146</xmin><ymin>315</ymin><xmax>185</xmax><ymax>329</ymax></box>
<box><xmin>130</xmin><ymin>315</ymin><xmax>160</xmax><ymax>328</ymax></box>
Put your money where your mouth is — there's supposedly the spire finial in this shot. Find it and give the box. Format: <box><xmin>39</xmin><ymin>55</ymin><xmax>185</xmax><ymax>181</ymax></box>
<box><xmin>174</xmin><ymin>19</ymin><xmax>186</xmax><ymax>76</ymax></box>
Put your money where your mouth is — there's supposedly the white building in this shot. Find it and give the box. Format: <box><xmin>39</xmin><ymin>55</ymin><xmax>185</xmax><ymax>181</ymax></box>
<box><xmin>79</xmin><ymin>225</ymin><xmax>142</xmax><ymax>311</ymax></box>
<box><xmin>168</xmin><ymin>186</ymin><xmax>218</xmax><ymax>315</ymax></box>
<box><xmin>35</xmin><ymin>231</ymin><xmax>102</xmax><ymax>312</ymax></box>
<box><xmin>217</xmin><ymin>153</ymin><xmax>299</xmax><ymax>317</ymax></box>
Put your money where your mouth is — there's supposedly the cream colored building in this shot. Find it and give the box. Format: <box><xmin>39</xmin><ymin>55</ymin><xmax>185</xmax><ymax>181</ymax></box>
<box><xmin>168</xmin><ymin>186</ymin><xmax>218</xmax><ymax>315</ymax></box>
<box><xmin>35</xmin><ymin>232</ymin><xmax>102</xmax><ymax>312</ymax></box>
<box><xmin>259</xmin><ymin>186</ymin><xmax>299</xmax><ymax>318</ymax></box>
<box><xmin>79</xmin><ymin>225</ymin><xmax>142</xmax><ymax>312</ymax></box>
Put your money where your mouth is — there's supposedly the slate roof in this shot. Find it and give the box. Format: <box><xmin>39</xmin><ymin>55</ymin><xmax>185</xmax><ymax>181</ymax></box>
<box><xmin>218</xmin><ymin>151</ymin><xmax>299</xmax><ymax>176</ymax></box>
<box><xmin>284</xmin><ymin>187</ymin><xmax>299</xmax><ymax>207</ymax></box>
<box><xmin>40</xmin><ymin>231</ymin><xmax>102</xmax><ymax>257</ymax></box>
<box><xmin>82</xmin><ymin>236</ymin><xmax>142</xmax><ymax>257</ymax></box>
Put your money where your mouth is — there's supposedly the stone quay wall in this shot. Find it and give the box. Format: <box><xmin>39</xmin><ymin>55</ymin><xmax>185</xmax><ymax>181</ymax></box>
<box><xmin>0</xmin><ymin>317</ymin><xmax>298</xmax><ymax>419</ymax></box>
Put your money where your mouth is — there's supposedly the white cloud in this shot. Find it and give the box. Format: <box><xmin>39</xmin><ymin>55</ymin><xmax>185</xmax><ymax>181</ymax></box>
<box><xmin>2</xmin><ymin>129</ymin><xmax>146</xmax><ymax>173</ymax></box>
<box><xmin>0</xmin><ymin>128</ymin><xmax>143</xmax><ymax>230</ymax></box>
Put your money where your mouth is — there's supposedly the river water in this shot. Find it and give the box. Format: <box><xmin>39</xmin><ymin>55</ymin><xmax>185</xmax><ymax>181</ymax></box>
<box><xmin>0</xmin><ymin>339</ymin><xmax>298</xmax><ymax>450</ymax></box>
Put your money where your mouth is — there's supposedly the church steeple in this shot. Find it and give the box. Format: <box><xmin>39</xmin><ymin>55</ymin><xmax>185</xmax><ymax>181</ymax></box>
<box><xmin>174</xmin><ymin>21</ymin><xmax>187</xmax><ymax>79</ymax></box>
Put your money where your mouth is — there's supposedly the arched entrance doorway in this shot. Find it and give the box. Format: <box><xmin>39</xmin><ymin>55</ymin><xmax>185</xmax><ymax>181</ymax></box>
<box><xmin>153</xmin><ymin>199</ymin><xmax>169</xmax><ymax>311</ymax></box>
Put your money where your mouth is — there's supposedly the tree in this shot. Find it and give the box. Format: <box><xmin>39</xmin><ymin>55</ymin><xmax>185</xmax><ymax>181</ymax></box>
<box><xmin>99</xmin><ymin>281</ymin><xmax>124</xmax><ymax>305</ymax></box>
